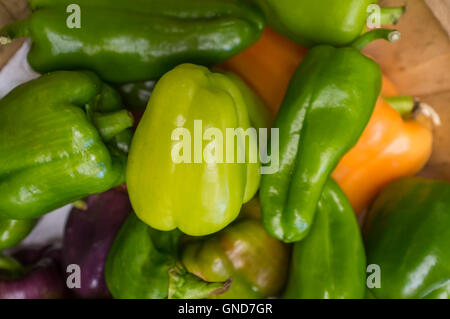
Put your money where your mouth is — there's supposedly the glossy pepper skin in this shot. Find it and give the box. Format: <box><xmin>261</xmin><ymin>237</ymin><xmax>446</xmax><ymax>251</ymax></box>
<box><xmin>62</xmin><ymin>189</ymin><xmax>131</xmax><ymax>299</ymax></box>
<box><xmin>333</xmin><ymin>96</ymin><xmax>433</xmax><ymax>214</ymax></box>
<box><xmin>105</xmin><ymin>213</ymin><xmax>230</xmax><ymax>299</ymax></box>
<box><xmin>127</xmin><ymin>64</ymin><xmax>268</xmax><ymax>236</ymax></box>
<box><xmin>253</xmin><ymin>0</ymin><xmax>404</xmax><ymax>46</ymax></box>
<box><xmin>0</xmin><ymin>0</ymin><xmax>264</xmax><ymax>83</ymax></box>
<box><xmin>364</xmin><ymin>177</ymin><xmax>450</xmax><ymax>299</ymax></box>
<box><xmin>182</xmin><ymin>197</ymin><xmax>290</xmax><ymax>299</ymax></box>
<box><xmin>0</xmin><ymin>71</ymin><xmax>133</xmax><ymax>220</ymax></box>
<box><xmin>221</xmin><ymin>33</ymin><xmax>432</xmax><ymax>216</ymax></box>
<box><xmin>221</xmin><ymin>28</ymin><xmax>432</xmax><ymax>216</ymax></box>
<box><xmin>260</xmin><ymin>31</ymin><xmax>388</xmax><ymax>243</ymax></box>
<box><xmin>283</xmin><ymin>180</ymin><xmax>366</xmax><ymax>299</ymax></box>
<box><xmin>0</xmin><ymin>219</ymin><xmax>37</xmax><ymax>251</ymax></box>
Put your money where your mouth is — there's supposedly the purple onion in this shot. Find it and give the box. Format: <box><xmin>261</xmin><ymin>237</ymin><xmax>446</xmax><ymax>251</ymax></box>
<box><xmin>0</xmin><ymin>244</ymin><xmax>68</xmax><ymax>299</ymax></box>
<box><xmin>62</xmin><ymin>189</ymin><xmax>131</xmax><ymax>298</ymax></box>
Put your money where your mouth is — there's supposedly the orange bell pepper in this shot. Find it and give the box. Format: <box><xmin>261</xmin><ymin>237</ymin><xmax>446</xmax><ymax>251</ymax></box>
<box><xmin>219</xmin><ymin>27</ymin><xmax>307</xmax><ymax>116</ymax></box>
<box><xmin>221</xmin><ymin>28</ymin><xmax>433</xmax><ymax>215</ymax></box>
<box><xmin>333</xmin><ymin>97</ymin><xmax>433</xmax><ymax>214</ymax></box>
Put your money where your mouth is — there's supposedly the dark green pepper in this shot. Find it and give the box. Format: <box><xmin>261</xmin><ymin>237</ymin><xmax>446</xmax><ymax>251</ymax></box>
<box><xmin>0</xmin><ymin>71</ymin><xmax>133</xmax><ymax>220</ymax></box>
<box><xmin>260</xmin><ymin>30</ymin><xmax>398</xmax><ymax>243</ymax></box>
<box><xmin>0</xmin><ymin>0</ymin><xmax>265</xmax><ymax>83</ymax></box>
<box><xmin>105</xmin><ymin>213</ymin><xmax>230</xmax><ymax>299</ymax></box>
<box><xmin>0</xmin><ymin>219</ymin><xmax>37</xmax><ymax>251</ymax></box>
<box><xmin>182</xmin><ymin>197</ymin><xmax>290</xmax><ymax>299</ymax></box>
<box><xmin>364</xmin><ymin>177</ymin><xmax>450</xmax><ymax>299</ymax></box>
<box><xmin>116</xmin><ymin>81</ymin><xmax>156</xmax><ymax>111</ymax></box>
<box><xmin>253</xmin><ymin>0</ymin><xmax>405</xmax><ymax>46</ymax></box>
<box><xmin>283</xmin><ymin>179</ymin><xmax>366</xmax><ymax>299</ymax></box>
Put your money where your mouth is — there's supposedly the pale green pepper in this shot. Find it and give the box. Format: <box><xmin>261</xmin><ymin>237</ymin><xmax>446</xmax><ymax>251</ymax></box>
<box><xmin>127</xmin><ymin>64</ymin><xmax>269</xmax><ymax>236</ymax></box>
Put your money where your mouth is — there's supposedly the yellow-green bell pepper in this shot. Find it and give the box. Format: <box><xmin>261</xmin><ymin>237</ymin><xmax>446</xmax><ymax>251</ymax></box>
<box><xmin>127</xmin><ymin>64</ymin><xmax>269</xmax><ymax>236</ymax></box>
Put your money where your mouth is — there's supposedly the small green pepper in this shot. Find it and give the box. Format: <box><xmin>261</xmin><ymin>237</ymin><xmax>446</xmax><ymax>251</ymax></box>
<box><xmin>260</xmin><ymin>30</ymin><xmax>397</xmax><ymax>243</ymax></box>
<box><xmin>127</xmin><ymin>64</ymin><xmax>269</xmax><ymax>236</ymax></box>
<box><xmin>253</xmin><ymin>0</ymin><xmax>405</xmax><ymax>46</ymax></box>
<box><xmin>0</xmin><ymin>219</ymin><xmax>37</xmax><ymax>251</ymax></box>
<box><xmin>105</xmin><ymin>213</ymin><xmax>230</xmax><ymax>299</ymax></box>
<box><xmin>182</xmin><ymin>197</ymin><xmax>290</xmax><ymax>299</ymax></box>
<box><xmin>0</xmin><ymin>0</ymin><xmax>265</xmax><ymax>83</ymax></box>
<box><xmin>283</xmin><ymin>179</ymin><xmax>366</xmax><ymax>299</ymax></box>
<box><xmin>0</xmin><ymin>71</ymin><xmax>133</xmax><ymax>220</ymax></box>
<box><xmin>364</xmin><ymin>177</ymin><xmax>450</xmax><ymax>299</ymax></box>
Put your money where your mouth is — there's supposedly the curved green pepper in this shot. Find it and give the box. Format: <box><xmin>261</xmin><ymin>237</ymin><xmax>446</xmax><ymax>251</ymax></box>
<box><xmin>0</xmin><ymin>219</ymin><xmax>37</xmax><ymax>251</ymax></box>
<box><xmin>260</xmin><ymin>30</ymin><xmax>399</xmax><ymax>243</ymax></box>
<box><xmin>0</xmin><ymin>71</ymin><xmax>133</xmax><ymax>220</ymax></box>
<box><xmin>127</xmin><ymin>64</ymin><xmax>268</xmax><ymax>236</ymax></box>
<box><xmin>253</xmin><ymin>0</ymin><xmax>405</xmax><ymax>46</ymax></box>
<box><xmin>283</xmin><ymin>179</ymin><xmax>366</xmax><ymax>299</ymax></box>
<box><xmin>182</xmin><ymin>197</ymin><xmax>290</xmax><ymax>299</ymax></box>
<box><xmin>0</xmin><ymin>0</ymin><xmax>264</xmax><ymax>83</ymax></box>
<box><xmin>364</xmin><ymin>177</ymin><xmax>450</xmax><ymax>299</ymax></box>
<box><xmin>105</xmin><ymin>213</ymin><xmax>230</xmax><ymax>299</ymax></box>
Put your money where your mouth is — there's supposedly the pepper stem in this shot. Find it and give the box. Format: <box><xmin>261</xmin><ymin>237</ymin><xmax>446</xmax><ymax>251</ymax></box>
<box><xmin>91</xmin><ymin>109</ymin><xmax>134</xmax><ymax>142</ymax></box>
<box><xmin>0</xmin><ymin>255</ymin><xmax>25</xmax><ymax>279</ymax></box>
<box><xmin>0</xmin><ymin>36</ymin><xmax>11</xmax><ymax>45</ymax></box>
<box><xmin>384</xmin><ymin>95</ymin><xmax>415</xmax><ymax>116</ymax></box>
<box><xmin>168</xmin><ymin>263</ymin><xmax>232</xmax><ymax>299</ymax></box>
<box><xmin>0</xmin><ymin>19</ymin><xmax>30</xmax><ymax>45</ymax></box>
<box><xmin>72</xmin><ymin>200</ymin><xmax>88</xmax><ymax>211</ymax></box>
<box><xmin>350</xmin><ymin>29</ymin><xmax>401</xmax><ymax>51</ymax></box>
<box><xmin>380</xmin><ymin>6</ymin><xmax>407</xmax><ymax>25</ymax></box>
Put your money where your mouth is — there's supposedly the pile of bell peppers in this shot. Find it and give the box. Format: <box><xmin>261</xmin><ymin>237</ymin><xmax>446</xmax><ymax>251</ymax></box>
<box><xmin>0</xmin><ymin>0</ymin><xmax>448</xmax><ymax>300</ymax></box>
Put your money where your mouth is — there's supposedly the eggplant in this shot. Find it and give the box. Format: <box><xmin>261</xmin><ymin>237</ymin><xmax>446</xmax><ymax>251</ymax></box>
<box><xmin>0</xmin><ymin>244</ymin><xmax>67</xmax><ymax>299</ymax></box>
<box><xmin>62</xmin><ymin>189</ymin><xmax>131</xmax><ymax>298</ymax></box>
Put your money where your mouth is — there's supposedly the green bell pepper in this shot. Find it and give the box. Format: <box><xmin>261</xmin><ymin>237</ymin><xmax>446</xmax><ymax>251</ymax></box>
<box><xmin>0</xmin><ymin>71</ymin><xmax>133</xmax><ymax>220</ymax></box>
<box><xmin>182</xmin><ymin>196</ymin><xmax>290</xmax><ymax>299</ymax></box>
<box><xmin>0</xmin><ymin>219</ymin><xmax>37</xmax><ymax>251</ymax></box>
<box><xmin>364</xmin><ymin>177</ymin><xmax>450</xmax><ymax>299</ymax></box>
<box><xmin>259</xmin><ymin>30</ymin><xmax>399</xmax><ymax>243</ymax></box>
<box><xmin>105</xmin><ymin>213</ymin><xmax>230</xmax><ymax>299</ymax></box>
<box><xmin>0</xmin><ymin>0</ymin><xmax>265</xmax><ymax>83</ymax></box>
<box><xmin>127</xmin><ymin>64</ymin><xmax>269</xmax><ymax>236</ymax></box>
<box><xmin>283</xmin><ymin>179</ymin><xmax>366</xmax><ymax>299</ymax></box>
<box><xmin>253</xmin><ymin>0</ymin><xmax>405</xmax><ymax>46</ymax></box>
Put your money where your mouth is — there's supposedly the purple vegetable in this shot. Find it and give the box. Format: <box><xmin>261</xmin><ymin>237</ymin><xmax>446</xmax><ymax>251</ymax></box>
<box><xmin>0</xmin><ymin>244</ymin><xmax>68</xmax><ymax>299</ymax></box>
<box><xmin>62</xmin><ymin>189</ymin><xmax>131</xmax><ymax>298</ymax></box>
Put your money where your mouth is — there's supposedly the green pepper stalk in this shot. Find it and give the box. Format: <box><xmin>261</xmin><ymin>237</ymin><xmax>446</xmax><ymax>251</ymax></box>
<box><xmin>364</xmin><ymin>177</ymin><xmax>450</xmax><ymax>299</ymax></box>
<box><xmin>383</xmin><ymin>95</ymin><xmax>416</xmax><ymax>116</ymax></box>
<box><xmin>0</xmin><ymin>71</ymin><xmax>133</xmax><ymax>220</ymax></box>
<box><xmin>0</xmin><ymin>219</ymin><xmax>37</xmax><ymax>251</ymax></box>
<box><xmin>260</xmin><ymin>29</ymin><xmax>399</xmax><ymax>243</ymax></box>
<box><xmin>0</xmin><ymin>255</ymin><xmax>24</xmax><ymax>278</ymax></box>
<box><xmin>105</xmin><ymin>213</ymin><xmax>230</xmax><ymax>299</ymax></box>
<box><xmin>0</xmin><ymin>0</ymin><xmax>265</xmax><ymax>83</ymax></box>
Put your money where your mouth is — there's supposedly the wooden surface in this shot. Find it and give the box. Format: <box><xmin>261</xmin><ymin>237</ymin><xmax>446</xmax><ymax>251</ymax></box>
<box><xmin>426</xmin><ymin>0</ymin><xmax>450</xmax><ymax>37</ymax></box>
<box><xmin>0</xmin><ymin>0</ymin><xmax>28</xmax><ymax>68</ymax></box>
<box><xmin>367</xmin><ymin>0</ymin><xmax>450</xmax><ymax>180</ymax></box>
<box><xmin>0</xmin><ymin>0</ymin><xmax>449</xmax><ymax>180</ymax></box>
